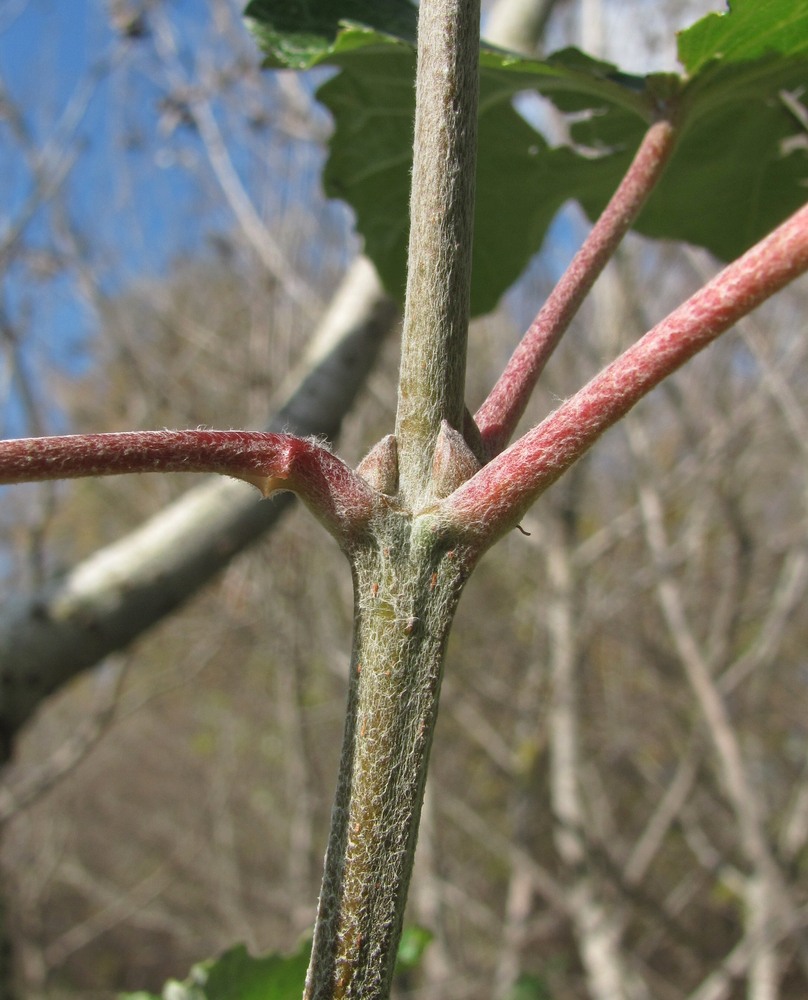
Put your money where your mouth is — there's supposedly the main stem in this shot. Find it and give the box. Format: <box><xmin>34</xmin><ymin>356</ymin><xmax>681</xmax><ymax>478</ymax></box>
<box><xmin>395</xmin><ymin>0</ymin><xmax>481</xmax><ymax>507</ymax></box>
<box><xmin>304</xmin><ymin>519</ymin><xmax>473</xmax><ymax>998</ymax></box>
<box><xmin>306</xmin><ymin>1</ymin><xmax>482</xmax><ymax>995</ymax></box>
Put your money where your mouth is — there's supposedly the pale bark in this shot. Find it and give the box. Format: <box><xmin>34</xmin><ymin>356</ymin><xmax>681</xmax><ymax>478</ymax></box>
<box><xmin>0</xmin><ymin>256</ymin><xmax>397</xmax><ymax>745</ymax></box>
<box><xmin>546</xmin><ymin>515</ymin><xmax>650</xmax><ymax>1000</ymax></box>
<box><xmin>483</xmin><ymin>0</ymin><xmax>559</xmax><ymax>54</ymax></box>
<box><xmin>494</xmin><ymin>855</ymin><xmax>535</xmax><ymax>998</ymax></box>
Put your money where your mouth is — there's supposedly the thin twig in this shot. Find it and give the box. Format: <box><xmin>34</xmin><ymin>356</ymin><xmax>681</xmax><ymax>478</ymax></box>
<box><xmin>444</xmin><ymin>201</ymin><xmax>808</xmax><ymax>545</ymax></box>
<box><xmin>475</xmin><ymin>118</ymin><xmax>678</xmax><ymax>458</ymax></box>
<box><xmin>0</xmin><ymin>659</ymin><xmax>128</xmax><ymax>826</ymax></box>
<box><xmin>0</xmin><ymin>429</ymin><xmax>379</xmax><ymax>542</ymax></box>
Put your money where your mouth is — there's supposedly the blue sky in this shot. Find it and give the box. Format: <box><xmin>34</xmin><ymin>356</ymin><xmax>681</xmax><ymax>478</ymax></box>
<box><xmin>0</xmin><ymin>0</ymin><xmax>719</xmax><ymax>439</ymax></box>
<box><xmin>0</xmin><ymin>0</ymin><xmax>231</xmax><ymax>273</ymax></box>
<box><xmin>1</xmin><ymin>3</ymin><xmax>163</xmax><ymax>429</ymax></box>
<box><xmin>0</xmin><ymin>0</ymin><xmax>311</xmax><ymax>436</ymax></box>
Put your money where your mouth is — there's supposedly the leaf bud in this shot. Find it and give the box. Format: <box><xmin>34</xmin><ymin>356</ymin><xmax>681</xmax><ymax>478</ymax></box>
<box><xmin>432</xmin><ymin>420</ymin><xmax>482</xmax><ymax>499</ymax></box>
<box><xmin>356</xmin><ymin>434</ymin><xmax>399</xmax><ymax>494</ymax></box>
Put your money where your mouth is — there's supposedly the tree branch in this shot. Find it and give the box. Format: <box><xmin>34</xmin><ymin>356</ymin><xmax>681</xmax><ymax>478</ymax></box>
<box><xmin>0</xmin><ymin>255</ymin><xmax>397</xmax><ymax>745</ymax></box>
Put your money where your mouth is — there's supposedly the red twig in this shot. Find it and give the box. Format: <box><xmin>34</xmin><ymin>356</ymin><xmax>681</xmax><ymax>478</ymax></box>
<box><xmin>446</xmin><ymin>200</ymin><xmax>808</xmax><ymax>546</ymax></box>
<box><xmin>0</xmin><ymin>429</ymin><xmax>378</xmax><ymax>543</ymax></box>
<box><xmin>474</xmin><ymin>118</ymin><xmax>679</xmax><ymax>458</ymax></box>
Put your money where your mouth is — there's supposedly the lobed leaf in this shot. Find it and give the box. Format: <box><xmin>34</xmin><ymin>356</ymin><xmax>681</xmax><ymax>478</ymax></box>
<box><xmin>246</xmin><ymin>0</ymin><xmax>808</xmax><ymax>313</ymax></box>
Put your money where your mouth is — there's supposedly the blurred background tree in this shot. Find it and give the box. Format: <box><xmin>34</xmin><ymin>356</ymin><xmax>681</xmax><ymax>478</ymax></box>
<box><xmin>2</xmin><ymin>1</ymin><xmax>807</xmax><ymax>998</ymax></box>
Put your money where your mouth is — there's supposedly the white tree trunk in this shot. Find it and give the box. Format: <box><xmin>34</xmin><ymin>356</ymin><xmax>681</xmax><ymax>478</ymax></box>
<box><xmin>0</xmin><ymin>257</ymin><xmax>397</xmax><ymax>744</ymax></box>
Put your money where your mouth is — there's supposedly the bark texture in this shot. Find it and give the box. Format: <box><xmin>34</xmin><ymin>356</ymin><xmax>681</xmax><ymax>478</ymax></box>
<box><xmin>305</xmin><ymin>517</ymin><xmax>474</xmax><ymax>998</ymax></box>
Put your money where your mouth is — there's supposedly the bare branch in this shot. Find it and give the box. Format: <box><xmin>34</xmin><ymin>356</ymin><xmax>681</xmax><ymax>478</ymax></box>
<box><xmin>627</xmin><ymin>417</ymin><xmax>806</xmax><ymax>996</ymax></box>
<box><xmin>0</xmin><ymin>659</ymin><xmax>127</xmax><ymax>826</ymax></box>
<box><xmin>148</xmin><ymin>8</ymin><xmax>322</xmax><ymax>318</ymax></box>
<box><xmin>544</xmin><ymin>517</ymin><xmax>650</xmax><ymax>1000</ymax></box>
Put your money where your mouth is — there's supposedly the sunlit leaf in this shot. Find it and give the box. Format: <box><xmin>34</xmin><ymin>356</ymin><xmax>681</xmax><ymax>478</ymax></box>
<box><xmin>246</xmin><ymin>0</ymin><xmax>808</xmax><ymax>313</ymax></box>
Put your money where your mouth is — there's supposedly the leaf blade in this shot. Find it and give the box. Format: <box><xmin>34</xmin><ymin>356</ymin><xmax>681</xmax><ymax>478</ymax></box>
<box><xmin>246</xmin><ymin>0</ymin><xmax>808</xmax><ymax>312</ymax></box>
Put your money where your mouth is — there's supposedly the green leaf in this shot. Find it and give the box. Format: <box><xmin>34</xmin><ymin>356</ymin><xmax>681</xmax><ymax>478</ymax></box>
<box><xmin>316</xmin><ymin>36</ymin><xmax>657</xmax><ymax>314</ymax></box>
<box><xmin>677</xmin><ymin>0</ymin><xmax>808</xmax><ymax>74</ymax></box>
<box><xmin>622</xmin><ymin>87</ymin><xmax>806</xmax><ymax>261</ymax></box>
<box><xmin>243</xmin><ymin>0</ymin><xmax>417</xmax><ymax>68</ymax></box>
<box><xmin>395</xmin><ymin>924</ymin><xmax>433</xmax><ymax>971</ymax></box>
<box><xmin>197</xmin><ymin>943</ymin><xmax>309</xmax><ymax>1000</ymax></box>
<box><xmin>120</xmin><ymin>942</ymin><xmax>310</xmax><ymax>1000</ymax></box>
<box><xmin>648</xmin><ymin>0</ymin><xmax>808</xmax><ymax>259</ymax></box>
<box><xmin>503</xmin><ymin>972</ymin><xmax>552</xmax><ymax>1000</ymax></box>
<box><xmin>246</xmin><ymin>0</ymin><xmax>808</xmax><ymax>313</ymax></box>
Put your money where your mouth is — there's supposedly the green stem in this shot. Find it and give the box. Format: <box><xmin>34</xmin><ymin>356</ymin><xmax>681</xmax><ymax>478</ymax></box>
<box><xmin>304</xmin><ymin>518</ymin><xmax>474</xmax><ymax>999</ymax></box>
<box><xmin>395</xmin><ymin>0</ymin><xmax>481</xmax><ymax>506</ymax></box>
<box><xmin>304</xmin><ymin>3</ymin><xmax>484</xmax><ymax>994</ymax></box>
